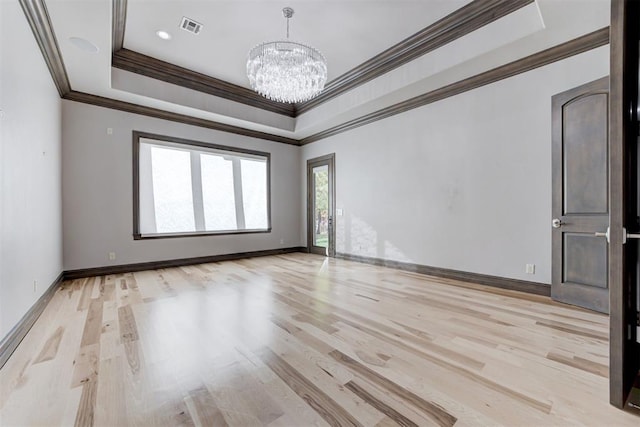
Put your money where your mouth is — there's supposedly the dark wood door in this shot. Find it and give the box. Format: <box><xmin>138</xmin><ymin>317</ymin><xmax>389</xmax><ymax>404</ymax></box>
<box><xmin>552</xmin><ymin>77</ymin><xmax>610</xmax><ymax>313</ymax></box>
<box><xmin>610</xmin><ymin>0</ymin><xmax>640</xmax><ymax>409</ymax></box>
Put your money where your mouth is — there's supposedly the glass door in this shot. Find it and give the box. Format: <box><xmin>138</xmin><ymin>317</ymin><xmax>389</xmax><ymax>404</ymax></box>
<box><xmin>307</xmin><ymin>154</ymin><xmax>335</xmax><ymax>256</ymax></box>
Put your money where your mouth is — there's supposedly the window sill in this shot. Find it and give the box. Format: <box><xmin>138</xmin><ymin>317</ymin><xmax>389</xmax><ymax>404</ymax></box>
<box><xmin>133</xmin><ymin>228</ymin><xmax>272</xmax><ymax>240</ymax></box>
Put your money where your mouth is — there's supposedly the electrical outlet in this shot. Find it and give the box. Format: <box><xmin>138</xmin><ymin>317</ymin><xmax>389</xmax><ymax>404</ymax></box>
<box><xmin>109</xmin><ymin>252</ymin><xmax>116</xmax><ymax>261</ymax></box>
<box><xmin>279</xmin><ymin>238</ymin><xmax>284</xmax><ymax>244</ymax></box>
<box><xmin>33</xmin><ymin>280</ymin><xmax>37</xmax><ymax>292</ymax></box>
<box><xmin>525</xmin><ymin>264</ymin><xmax>535</xmax><ymax>274</ymax></box>
<box><xmin>106</xmin><ymin>127</ymin><xmax>113</xmax><ymax>135</ymax></box>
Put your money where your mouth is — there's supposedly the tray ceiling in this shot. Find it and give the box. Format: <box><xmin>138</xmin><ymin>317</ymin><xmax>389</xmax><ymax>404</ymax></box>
<box><xmin>40</xmin><ymin>0</ymin><xmax>610</xmax><ymax>142</ymax></box>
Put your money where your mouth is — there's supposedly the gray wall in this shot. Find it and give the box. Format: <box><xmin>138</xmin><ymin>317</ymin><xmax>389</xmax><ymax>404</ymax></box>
<box><xmin>0</xmin><ymin>2</ymin><xmax>63</xmax><ymax>338</ymax></box>
<box><xmin>301</xmin><ymin>46</ymin><xmax>610</xmax><ymax>285</ymax></box>
<box><xmin>61</xmin><ymin>101</ymin><xmax>301</xmax><ymax>271</ymax></box>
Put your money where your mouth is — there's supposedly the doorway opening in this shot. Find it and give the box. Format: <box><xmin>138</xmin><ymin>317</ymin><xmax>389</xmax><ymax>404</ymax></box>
<box><xmin>307</xmin><ymin>154</ymin><xmax>335</xmax><ymax>256</ymax></box>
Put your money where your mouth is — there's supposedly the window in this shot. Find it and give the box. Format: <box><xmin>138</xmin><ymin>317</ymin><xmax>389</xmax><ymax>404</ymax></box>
<box><xmin>133</xmin><ymin>132</ymin><xmax>270</xmax><ymax>239</ymax></box>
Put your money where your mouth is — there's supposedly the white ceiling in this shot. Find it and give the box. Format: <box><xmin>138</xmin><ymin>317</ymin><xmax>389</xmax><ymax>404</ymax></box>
<box><xmin>43</xmin><ymin>0</ymin><xmax>611</xmax><ymax>140</ymax></box>
<box><xmin>123</xmin><ymin>0</ymin><xmax>471</xmax><ymax>87</ymax></box>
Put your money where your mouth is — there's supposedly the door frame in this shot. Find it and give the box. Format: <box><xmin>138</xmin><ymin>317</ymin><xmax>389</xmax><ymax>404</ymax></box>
<box><xmin>307</xmin><ymin>154</ymin><xmax>335</xmax><ymax>257</ymax></box>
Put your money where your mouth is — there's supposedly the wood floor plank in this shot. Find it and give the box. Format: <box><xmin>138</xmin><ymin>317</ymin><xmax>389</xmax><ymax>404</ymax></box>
<box><xmin>329</xmin><ymin>349</ymin><xmax>457</xmax><ymax>427</ymax></box>
<box><xmin>184</xmin><ymin>387</ymin><xmax>229</xmax><ymax>427</ymax></box>
<box><xmin>73</xmin><ymin>379</ymin><xmax>97</xmax><ymax>427</ymax></box>
<box><xmin>1</xmin><ymin>254</ymin><xmax>638</xmax><ymax>426</ymax></box>
<box><xmin>269</xmin><ymin>327</ymin><xmax>388</xmax><ymax>425</ymax></box>
<box><xmin>275</xmin><ymin>282</ymin><xmax>555</xmax><ymax>417</ymax></box>
<box><xmin>345</xmin><ymin>380</ymin><xmax>418</xmax><ymax>427</ymax></box>
<box><xmin>70</xmin><ymin>343</ymin><xmax>100</xmax><ymax>388</ymax></box>
<box><xmin>257</xmin><ymin>347</ymin><xmax>363</xmax><ymax>427</ymax></box>
<box><xmin>0</xmin><ymin>293</ymin><xmax>85</xmax><ymax>424</ymax></box>
<box><xmin>79</xmin><ymin>298</ymin><xmax>103</xmax><ymax>347</ymax></box>
<box><xmin>214</xmin><ymin>358</ymin><xmax>285</xmax><ymax>424</ymax></box>
<box><xmin>118</xmin><ymin>305</ymin><xmax>139</xmax><ymax>343</ymax></box>
<box><xmin>76</xmin><ymin>277</ymin><xmax>93</xmax><ymax>311</ymax></box>
<box><xmin>33</xmin><ymin>326</ymin><xmax>64</xmax><ymax>364</ymax></box>
<box><xmin>536</xmin><ymin>319</ymin><xmax>608</xmax><ymax>341</ymax></box>
<box><xmin>546</xmin><ymin>351</ymin><xmax>609</xmax><ymax>378</ymax></box>
<box><xmin>94</xmin><ymin>357</ymin><xmax>127</xmax><ymax>426</ymax></box>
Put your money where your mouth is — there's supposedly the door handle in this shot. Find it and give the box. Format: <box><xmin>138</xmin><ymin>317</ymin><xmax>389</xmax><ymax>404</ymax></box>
<box><xmin>594</xmin><ymin>227</ymin><xmax>609</xmax><ymax>243</ymax></box>
<box><xmin>591</xmin><ymin>227</ymin><xmax>640</xmax><ymax>243</ymax></box>
<box><xmin>621</xmin><ymin>227</ymin><xmax>640</xmax><ymax>244</ymax></box>
<box><xmin>552</xmin><ymin>218</ymin><xmax>562</xmax><ymax>228</ymax></box>
<box><xmin>596</xmin><ymin>227</ymin><xmax>640</xmax><ymax>244</ymax></box>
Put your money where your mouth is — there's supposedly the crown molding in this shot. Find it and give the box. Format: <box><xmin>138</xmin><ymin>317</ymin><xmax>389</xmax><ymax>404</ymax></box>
<box><xmin>112</xmin><ymin>49</ymin><xmax>296</xmax><ymax>117</ymax></box>
<box><xmin>18</xmin><ymin>0</ymin><xmax>71</xmax><ymax>96</ymax></box>
<box><xmin>18</xmin><ymin>0</ymin><xmax>609</xmax><ymax>148</ymax></box>
<box><xmin>110</xmin><ymin>0</ymin><xmax>294</xmax><ymax>117</ymax></box>
<box><xmin>112</xmin><ymin>0</ymin><xmax>126</xmax><ymax>52</ymax></box>
<box><xmin>62</xmin><ymin>91</ymin><xmax>300</xmax><ymax>145</ymax></box>
<box><xmin>295</xmin><ymin>0</ymin><xmax>534</xmax><ymax>114</ymax></box>
<box><xmin>110</xmin><ymin>0</ymin><xmax>534</xmax><ymax>117</ymax></box>
<box><xmin>300</xmin><ymin>27</ymin><xmax>610</xmax><ymax>145</ymax></box>
<box><xmin>16</xmin><ymin>0</ymin><xmax>298</xmax><ymax>146</ymax></box>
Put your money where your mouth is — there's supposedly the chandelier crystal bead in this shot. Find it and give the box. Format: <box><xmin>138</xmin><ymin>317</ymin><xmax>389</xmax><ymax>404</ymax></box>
<box><xmin>246</xmin><ymin>7</ymin><xmax>327</xmax><ymax>104</ymax></box>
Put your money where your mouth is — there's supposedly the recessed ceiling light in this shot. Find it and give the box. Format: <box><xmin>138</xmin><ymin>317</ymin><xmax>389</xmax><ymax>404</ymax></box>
<box><xmin>68</xmin><ymin>37</ymin><xmax>99</xmax><ymax>54</ymax></box>
<box><xmin>156</xmin><ymin>30</ymin><xmax>172</xmax><ymax>40</ymax></box>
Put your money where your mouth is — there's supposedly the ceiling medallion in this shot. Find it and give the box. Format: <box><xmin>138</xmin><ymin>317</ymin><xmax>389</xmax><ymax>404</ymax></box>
<box><xmin>246</xmin><ymin>7</ymin><xmax>327</xmax><ymax>104</ymax></box>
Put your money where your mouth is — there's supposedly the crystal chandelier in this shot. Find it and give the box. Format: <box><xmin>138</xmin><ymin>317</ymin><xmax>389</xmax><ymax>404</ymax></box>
<box><xmin>247</xmin><ymin>7</ymin><xmax>327</xmax><ymax>104</ymax></box>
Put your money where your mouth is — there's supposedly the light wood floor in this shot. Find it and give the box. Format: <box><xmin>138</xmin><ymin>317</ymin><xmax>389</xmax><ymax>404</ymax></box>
<box><xmin>1</xmin><ymin>253</ymin><xmax>638</xmax><ymax>426</ymax></box>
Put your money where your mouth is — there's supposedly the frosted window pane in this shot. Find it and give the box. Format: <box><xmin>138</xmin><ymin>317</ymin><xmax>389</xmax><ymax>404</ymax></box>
<box><xmin>201</xmin><ymin>154</ymin><xmax>237</xmax><ymax>231</ymax></box>
<box><xmin>151</xmin><ymin>147</ymin><xmax>195</xmax><ymax>233</ymax></box>
<box><xmin>241</xmin><ymin>159</ymin><xmax>268</xmax><ymax>229</ymax></box>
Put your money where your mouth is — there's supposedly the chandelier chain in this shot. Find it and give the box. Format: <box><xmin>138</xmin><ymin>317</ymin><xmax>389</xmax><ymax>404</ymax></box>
<box><xmin>283</xmin><ymin>7</ymin><xmax>294</xmax><ymax>38</ymax></box>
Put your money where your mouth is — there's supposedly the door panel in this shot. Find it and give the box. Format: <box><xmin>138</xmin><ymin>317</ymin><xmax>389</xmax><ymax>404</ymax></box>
<box><xmin>563</xmin><ymin>94</ymin><xmax>609</xmax><ymax>214</ymax></box>
<box><xmin>552</xmin><ymin>77</ymin><xmax>609</xmax><ymax>313</ymax></box>
<box><xmin>307</xmin><ymin>154</ymin><xmax>335</xmax><ymax>256</ymax></box>
<box><xmin>563</xmin><ymin>234</ymin><xmax>608</xmax><ymax>288</ymax></box>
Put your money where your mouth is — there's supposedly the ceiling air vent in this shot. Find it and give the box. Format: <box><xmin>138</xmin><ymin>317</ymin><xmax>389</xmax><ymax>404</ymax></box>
<box><xmin>180</xmin><ymin>17</ymin><xmax>203</xmax><ymax>35</ymax></box>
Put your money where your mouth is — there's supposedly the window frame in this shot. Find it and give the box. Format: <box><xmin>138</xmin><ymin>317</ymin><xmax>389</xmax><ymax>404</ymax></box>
<box><xmin>132</xmin><ymin>131</ymin><xmax>271</xmax><ymax>240</ymax></box>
